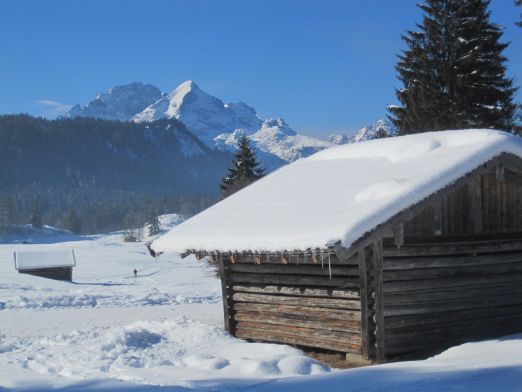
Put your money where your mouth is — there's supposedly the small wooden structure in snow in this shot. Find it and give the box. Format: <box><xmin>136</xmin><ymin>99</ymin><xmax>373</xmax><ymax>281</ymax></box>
<box><xmin>151</xmin><ymin>129</ymin><xmax>522</xmax><ymax>362</ymax></box>
<box><xmin>14</xmin><ymin>249</ymin><xmax>76</xmax><ymax>281</ymax></box>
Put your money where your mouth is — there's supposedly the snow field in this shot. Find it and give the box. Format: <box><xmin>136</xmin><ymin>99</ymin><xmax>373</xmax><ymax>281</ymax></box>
<box><xmin>2</xmin><ymin>317</ymin><xmax>327</xmax><ymax>385</ymax></box>
<box><xmin>0</xmin><ymin>228</ymin><xmax>328</xmax><ymax>389</ymax></box>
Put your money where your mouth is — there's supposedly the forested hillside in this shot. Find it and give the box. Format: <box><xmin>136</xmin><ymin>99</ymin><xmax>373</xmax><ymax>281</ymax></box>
<box><xmin>0</xmin><ymin>115</ymin><xmax>230</xmax><ymax>233</ymax></box>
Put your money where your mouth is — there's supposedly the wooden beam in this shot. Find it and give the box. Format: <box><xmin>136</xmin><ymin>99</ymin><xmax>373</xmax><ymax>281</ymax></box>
<box><xmin>218</xmin><ymin>255</ymin><xmax>235</xmax><ymax>334</ymax></box>
<box><xmin>232</xmin><ymin>284</ymin><xmax>360</xmax><ymax>299</ymax></box>
<box><xmin>232</xmin><ymin>292</ymin><xmax>361</xmax><ymax>310</ymax></box>
<box><xmin>358</xmin><ymin>248</ymin><xmax>370</xmax><ymax>359</ymax></box>
<box><xmin>372</xmin><ymin>240</ymin><xmax>385</xmax><ymax>361</ymax></box>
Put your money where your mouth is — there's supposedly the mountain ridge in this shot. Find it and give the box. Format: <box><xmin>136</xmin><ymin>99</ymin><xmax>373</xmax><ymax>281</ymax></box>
<box><xmin>65</xmin><ymin>81</ymin><xmax>396</xmax><ymax>170</ymax></box>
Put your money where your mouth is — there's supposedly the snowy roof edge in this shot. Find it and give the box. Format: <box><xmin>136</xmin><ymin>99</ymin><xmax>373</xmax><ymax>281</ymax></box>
<box><xmin>150</xmin><ymin>130</ymin><xmax>522</xmax><ymax>255</ymax></box>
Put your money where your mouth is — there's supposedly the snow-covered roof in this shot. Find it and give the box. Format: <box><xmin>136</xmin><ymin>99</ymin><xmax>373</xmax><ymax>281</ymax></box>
<box><xmin>151</xmin><ymin>129</ymin><xmax>522</xmax><ymax>254</ymax></box>
<box><xmin>15</xmin><ymin>249</ymin><xmax>76</xmax><ymax>270</ymax></box>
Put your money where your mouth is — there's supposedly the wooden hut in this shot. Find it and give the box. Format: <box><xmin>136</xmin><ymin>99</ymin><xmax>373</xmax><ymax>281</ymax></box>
<box><xmin>151</xmin><ymin>129</ymin><xmax>522</xmax><ymax>362</ymax></box>
<box><xmin>14</xmin><ymin>249</ymin><xmax>76</xmax><ymax>281</ymax></box>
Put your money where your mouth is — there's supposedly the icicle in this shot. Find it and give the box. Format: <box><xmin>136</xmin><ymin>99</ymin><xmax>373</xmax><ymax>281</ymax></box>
<box><xmin>296</xmin><ymin>250</ymin><xmax>299</xmax><ymax>266</ymax></box>
<box><xmin>328</xmin><ymin>251</ymin><xmax>332</xmax><ymax>280</ymax></box>
<box><xmin>321</xmin><ymin>249</ymin><xmax>324</xmax><ymax>268</ymax></box>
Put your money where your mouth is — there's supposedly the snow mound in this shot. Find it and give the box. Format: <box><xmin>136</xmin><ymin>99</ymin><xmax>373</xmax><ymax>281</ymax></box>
<box><xmin>15</xmin><ymin>317</ymin><xmax>328</xmax><ymax>384</ymax></box>
<box><xmin>152</xmin><ymin>129</ymin><xmax>522</xmax><ymax>254</ymax></box>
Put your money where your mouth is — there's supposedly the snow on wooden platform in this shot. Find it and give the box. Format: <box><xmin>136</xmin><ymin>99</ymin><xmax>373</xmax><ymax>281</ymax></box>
<box><xmin>14</xmin><ymin>249</ymin><xmax>76</xmax><ymax>270</ymax></box>
<box><xmin>152</xmin><ymin>129</ymin><xmax>522</xmax><ymax>254</ymax></box>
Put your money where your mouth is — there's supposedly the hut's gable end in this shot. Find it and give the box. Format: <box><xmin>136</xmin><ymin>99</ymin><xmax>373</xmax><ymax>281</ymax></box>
<box><xmin>404</xmin><ymin>161</ymin><xmax>522</xmax><ymax>238</ymax></box>
<box><xmin>377</xmin><ymin>155</ymin><xmax>522</xmax><ymax>358</ymax></box>
<box><xmin>381</xmin><ymin>237</ymin><xmax>522</xmax><ymax>358</ymax></box>
<box><xmin>346</xmin><ymin>153</ymin><xmax>522</xmax><ymax>256</ymax></box>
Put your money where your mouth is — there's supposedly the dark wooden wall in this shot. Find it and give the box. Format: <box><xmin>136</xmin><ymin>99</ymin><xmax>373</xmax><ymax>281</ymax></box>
<box><xmin>379</xmin><ymin>163</ymin><xmax>522</xmax><ymax>358</ymax></box>
<box><xmin>219</xmin><ymin>252</ymin><xmax>363</xmax><ymax>354</ymax></box>
<box><xmin>405</xmin><ymin>168</ymin><xmax>522</xmax><ymax>237</ymax></box>
<box><xmin>18</xmin><ymin>267</ymin><xmax>73</xmax><ymax>281</ymax></box>
<box><xmin>381</xmin><ymin>237</ymin><xmax>522</xmax><ymax>357</ymax></box>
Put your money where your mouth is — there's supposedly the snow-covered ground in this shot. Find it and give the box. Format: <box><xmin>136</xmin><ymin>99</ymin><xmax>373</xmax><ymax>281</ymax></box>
<box><xmin>2</xmin><ymin>226</ymin><xmax>522</xmax><ymax>391</ymax></box>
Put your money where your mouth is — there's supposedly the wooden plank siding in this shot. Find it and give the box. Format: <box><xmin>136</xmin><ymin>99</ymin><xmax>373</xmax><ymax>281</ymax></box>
<box><xmin>18</xmin><ymin>267</ymin><xmax>73</xmax><ymax>281</ymax></box>
<box><xmin>403</xmin><ymin>168</ymin><xmax>522</xmax><ymax>238</ymax></box>
<box><xmin>381</xmin><ymin>237</ymin><xmax>522</xmax><ymax>357</ymax></box>
<box><xmin>381</xmin><ymin>162</ymin><xmax>522</xmax><ymax>357</ymax></box>
<box><xmin>221</xmin><ymin>252</ymin><xmax>364</xmax><ymax>355</ymax></box>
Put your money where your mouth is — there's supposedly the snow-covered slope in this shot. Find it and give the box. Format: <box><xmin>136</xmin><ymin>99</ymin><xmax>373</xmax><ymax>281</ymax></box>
<box><xmin>65</xmin><ymin>82</ymin><xmax>163</xmax><ymax>121</ymax></box>
<box><xmin>152</xmin><ymin>129</ymin><xmax>522</xmax><ymax>254</ymax></box>
<box><xmin>0</xmin><ymin>224</ymin><xmax>84</xmax><ymax>244</ymax></box>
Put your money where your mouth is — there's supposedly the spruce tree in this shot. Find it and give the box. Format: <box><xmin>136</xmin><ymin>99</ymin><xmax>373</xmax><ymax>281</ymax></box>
<box><xmin>389</xmin><ymin>0</ymin><xmax>517</xmax><ymax>134</ymax></box>
<box><xmin>146</xmin><ymin>205</ymin><xmax>161</xmax><ymax>236</ymax></box>
<box><xmin>220</xmin><ymin>135</ymin><xmax>264</xmax><ymax>198</ymax></box>
<box><xmin>65</xmin><ymin>208</ymin><xmax>82</xmax><ymax>234</ymax></box>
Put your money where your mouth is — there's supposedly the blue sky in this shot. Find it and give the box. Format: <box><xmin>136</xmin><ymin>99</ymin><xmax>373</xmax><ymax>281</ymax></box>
<box><xmin>1</xmin><ymin>0</ymin><xmax>521</xmax><ymax>137</ymax></box>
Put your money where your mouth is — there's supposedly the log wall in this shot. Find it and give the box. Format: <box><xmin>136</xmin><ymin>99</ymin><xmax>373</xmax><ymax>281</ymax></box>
<box><xmin>18</xmin><ymin>267</ymin><xmax>73</xmax><ymax>281</ymax></box>
<box><xmin>405</xmin><ymin>168</ymin><xmax>522</xmax><ymax>237</ymax></box>
<box><xmin>382</xmin><ymin>237</ymin><xmax>522</xmax><ymax>357</ymax></box>
<box><xmin>219</xmin><ymin>252</ymin><xmax>363</xmax><ymax>354</ymax></box>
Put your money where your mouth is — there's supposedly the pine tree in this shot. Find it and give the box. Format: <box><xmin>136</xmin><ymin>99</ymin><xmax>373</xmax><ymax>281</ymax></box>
<box><xmin>220</xmin><ymin>135</ymin><xmax>264</xmax><ymax>198</ymax></box>
<box><xmin>389</xmin><ymin>0</ymin><xmax>517</xmax><ymax>134</ymax></box>
<box><xmin>65</xmin><ymin>208</ymin><xmax>82</xmax><ymax>234</ymax></box>
<box><xmin>146</xmin><ymin>205</ymin><xmax>161</xmax><ymax>236</ymax></box>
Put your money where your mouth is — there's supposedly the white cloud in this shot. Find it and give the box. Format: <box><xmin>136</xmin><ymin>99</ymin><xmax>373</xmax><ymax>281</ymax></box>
<box><xmin>34</xmin><ymin>99</ymin><xmax>73</xmax><ymax>118</ymax></box>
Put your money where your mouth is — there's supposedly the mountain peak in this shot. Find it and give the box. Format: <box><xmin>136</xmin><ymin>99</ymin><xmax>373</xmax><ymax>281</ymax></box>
<box><xmin>169</xmin><ymin>80</ymin><xmax>200</xmax><ymax>98</ymax></box>
<box><xmin>353</xmin><ymin>119</ymin><xmax>397</xmax><ymax>142</ymax></box>
<box><xmin>65</xmin><ymin>82</ymin><xmax>162</xmax><ymax>122</ymax></box>
<box><xmin>133</xmin><ymin>81</ymin><xmax>262</xmax><ymax>142</ymax></box>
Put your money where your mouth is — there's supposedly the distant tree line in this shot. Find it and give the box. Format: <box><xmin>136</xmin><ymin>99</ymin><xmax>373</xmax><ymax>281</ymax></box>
<box><xmin>0</xmin><ymin>115</ymin><xmax>227</xmax><ymax>234</ymax></box>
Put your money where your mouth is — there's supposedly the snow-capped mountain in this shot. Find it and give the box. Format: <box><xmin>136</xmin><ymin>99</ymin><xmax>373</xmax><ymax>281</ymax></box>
<box><xmin>65</xmin><ymin>82</ymin><xmax>163</xmax><ymax>122</ymax></box>
<box><xmin>352</xmin><ymin>119</ymin><xmax>397</xmax><ymax>142</ymax></box>
<box><xmin>65</xmin><ymin>80</ymin><xmax>395</xmax><ymax>172</ymax></box>
<box><xmin>328</xmin><ymin>119</ymin><xmax>397</xmax><ymax>145</ymax></box>
<box><xmin>213</xmin><ymin>119</ymin><xmax>335</xmax><ymax>171</ymax></box>
<box><xmin>133</xmin><ymin>82</ymin><xmax>336</xmax><ymax>169</ymax></box>
<box><xmin>132</xmin><ymin>81</ymin><xmax>262</xmax><ymax>144</ymax></box>
<box><xmin>68</xmin><ymin>80</ymin><xmax>334</xmax><ymax>170</ymax></box>
<box><xmin>327</xmin><ymin>133</ymin><xmax>351</xmax><ymax>145</ymax></box>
